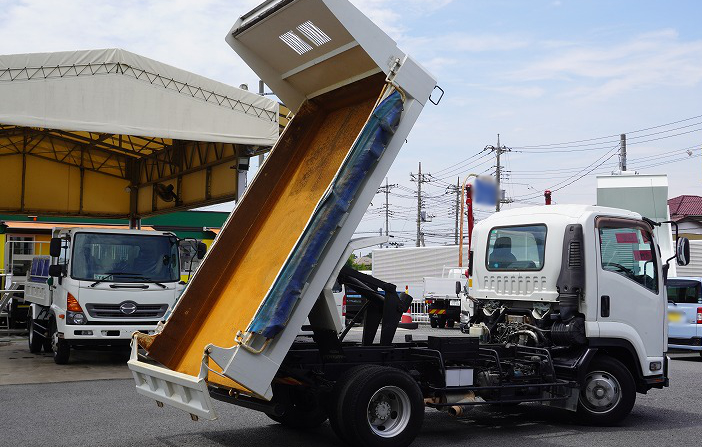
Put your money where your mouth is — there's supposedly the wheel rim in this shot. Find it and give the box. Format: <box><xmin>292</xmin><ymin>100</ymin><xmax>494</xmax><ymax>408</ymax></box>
<box><xmin>51</xmin><ymin>323</ymin><xmax>59</xmax><ymax>353</ymax></box>
<box><xmin>366</xmin><ymin>385</ymin><xmax>411</xmax><ymax>438</ymax></box>
<box><xmin>581</xmin><ymin>370</ymin><xmax>621</xmax><ymax>414</ymax></box>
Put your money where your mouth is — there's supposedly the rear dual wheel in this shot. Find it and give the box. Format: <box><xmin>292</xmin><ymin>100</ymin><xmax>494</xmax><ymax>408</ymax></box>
<box><xmin>329</xmin><ymin>365</ymin><xmax>424</xmax><ymax>447</ymax></box>
<box><xmin>28</xmin><ymin>318</ymin><xmax>43</xmax><ymax>353</ymax></box>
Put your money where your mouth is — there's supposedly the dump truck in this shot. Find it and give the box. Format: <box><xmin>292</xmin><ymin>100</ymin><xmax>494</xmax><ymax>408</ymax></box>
<box><xmin>126</xmin><ymin>2</ymin><xmax>686</xmax><ymax>447</ymax></box>
<box><xmin>24</xmin><ymin>227</ymin><xmax>202</xmax><ymax>364</ymax></box>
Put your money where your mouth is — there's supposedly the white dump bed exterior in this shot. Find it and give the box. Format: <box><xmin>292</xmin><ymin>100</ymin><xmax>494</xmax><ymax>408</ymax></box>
<box><xmin>127</xmin><ymin>0</ymin><xmax>437</xmax><ymax>416</ymax></box>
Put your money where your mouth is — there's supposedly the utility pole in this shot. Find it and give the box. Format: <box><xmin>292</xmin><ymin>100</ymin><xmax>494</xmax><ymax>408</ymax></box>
<box><xmin>620</xmin><ymin>133</ymin><xmax>627</xmax><ymax>172</ymax></box>
<box><xmin>377</xmin><ymin>179</ymin><xmax>397</xmax><ymax>243</ymax></box>
<box><xmin>454</xmin><ymin>177</ymin><xmax>460</xmax><ymax>245</ymax></box>
<box><xmin>385</xmin><ymin>177</ymin><xmax>390</xmax><ymax>237</ymax></box>
<box><xmin>486</xmin><ymin>134</ymin><xmax>510</xmax><ymax>212</ymax></box>
<box><xmin>416</xmin><ymin>162</ymin><xmax>422</xmax><ymax>247</ymax></box>
<box><xmin>410</xmin><ymin>162</ymin><xmax>431</xmax><ymax>247</ymax></box>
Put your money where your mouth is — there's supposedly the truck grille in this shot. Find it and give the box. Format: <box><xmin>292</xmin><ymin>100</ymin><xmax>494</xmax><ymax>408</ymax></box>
<box><xmin>85</xmin><ymin>302</ymin><xmax>168</xmax><ymax>319</ymax></box>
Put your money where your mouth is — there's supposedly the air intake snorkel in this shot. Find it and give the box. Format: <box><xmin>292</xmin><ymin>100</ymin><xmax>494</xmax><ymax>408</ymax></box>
<box><xmin>552</xmin><ymin>224</ymin><xmax>586</xmax><ymax>345</ymax></box>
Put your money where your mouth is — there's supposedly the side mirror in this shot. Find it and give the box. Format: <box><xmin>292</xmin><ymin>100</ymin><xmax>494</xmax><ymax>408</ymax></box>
<box><xmin>49</xmin><ymin>238</ymin><xmax>62</xmax><ymax>258</ymax></box>
<box><xmin>677</xmin><ymin>237</ymin><xmax>690</xmax><ymax>266</ymax></box>
<box><xmin>48</xmin><ymin>264</ymin><xmax>64</xmax><ymax>278</ymax></box>
<box><xmin>455</xmin><ymin>281</ymin><xmax>462</xmax><ymax>296</ymax></box>
<box><xmin>196</xmin><ymin>242</ymin><xmax>207</xmax><ymax>260</ymax></box>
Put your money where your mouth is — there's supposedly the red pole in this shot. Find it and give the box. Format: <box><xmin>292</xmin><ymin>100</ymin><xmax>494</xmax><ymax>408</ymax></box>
<box><xmin>466</xmin><ymin>185</ymin><xmax>474</xmax><ymax>251</ymax></box>
<box><xmin>544</xmin><ymin>190</ymin><xmax>552</xmax><ymax>205</ymax></box>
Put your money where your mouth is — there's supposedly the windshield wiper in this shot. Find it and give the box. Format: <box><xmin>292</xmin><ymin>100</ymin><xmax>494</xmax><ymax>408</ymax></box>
<box><xmin>91</xmin><ymin>272</ymin><xmax>167</xmax><ymax>288</ymax></box>
<box><xmin>90</xmin><ymin>274</ymin><xmax>115</xmax><ymax>288</ymax></box>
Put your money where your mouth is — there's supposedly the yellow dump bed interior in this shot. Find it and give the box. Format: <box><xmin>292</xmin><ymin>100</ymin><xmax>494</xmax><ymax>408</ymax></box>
<box><xmin>144</xmin><ymin>74</ymin><xmax>386</xmax><ymax>387</ymax></box>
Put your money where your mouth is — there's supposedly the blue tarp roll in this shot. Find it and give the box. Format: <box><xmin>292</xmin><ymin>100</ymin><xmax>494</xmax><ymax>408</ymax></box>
<box><xmin>249</xmin><ymin>90</ymin><xmax>404</xmax><ymax>338</ymax></box>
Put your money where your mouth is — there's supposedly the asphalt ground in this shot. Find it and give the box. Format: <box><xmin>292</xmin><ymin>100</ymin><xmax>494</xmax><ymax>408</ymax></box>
<box><xmin>1</xmin><ymin>327</ymin><xmax>702</xmax><ymax>447</ymax></box>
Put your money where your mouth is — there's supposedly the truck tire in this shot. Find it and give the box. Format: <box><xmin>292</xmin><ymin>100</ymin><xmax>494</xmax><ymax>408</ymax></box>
<box><xmin>328</xmin><ymin>364</ymin><xmax>377</xmax><ymax>441</ymax></box>
<box><xmin>576</xmin><ymin>356</ymin><xmax>635</xmax><ymax>426</ymax></box>
<box><xmin>438</xmin><ymin>316</ymin><xmax>447</xmax><ymax>328</ymax></box>
<box><xmin>446</xmin><ymin>320</ymin><xmax>455</xmax><ymax>329</ymax></box>
<box><xmin>28</xmin><ymin>318</ymin><xmax>43</xmax><ymax>353</ymax></box>
<box><xmin>267</xmin><ymin>384</ymin><xmax>327</xmax><ymax>428</ymax></box>
<box><xmin>50</xmin><ymin>319</ymin><xmax>70</xmax><ymax>364</ymax></box>
<box><xmin>336</xmin><ymin>365</ymin><xmax>424</xmax><ymax>447</ymax></box>
<box><xmin>429</xmin><ymin>318</ymin><xmax>438</xmax><ymax>328</ymax></box>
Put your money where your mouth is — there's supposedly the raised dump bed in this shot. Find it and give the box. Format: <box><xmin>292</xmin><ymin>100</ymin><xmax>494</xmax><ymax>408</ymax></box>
<box><xmin>129</xmin><ymin>0</ymin><xmax>437</xmax><ymax>416</ymax></box>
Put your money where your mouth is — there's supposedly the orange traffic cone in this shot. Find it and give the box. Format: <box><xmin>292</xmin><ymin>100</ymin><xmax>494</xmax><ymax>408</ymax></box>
<box><xmin>398</xmin><ymin>310</ymin><xmax>418</xmax><ymax>329</ymax></box>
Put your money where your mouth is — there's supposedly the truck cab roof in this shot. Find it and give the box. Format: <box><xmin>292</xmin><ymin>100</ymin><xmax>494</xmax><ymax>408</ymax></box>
<box><xmin>54</xmin><ymin>227</ymin><xmax>173</xmax><ymax>237</ymax></box>
<box><xmin>477</xmin><ymin>204</ymin><xmax>642</xmax><ymax>225</ymax></box>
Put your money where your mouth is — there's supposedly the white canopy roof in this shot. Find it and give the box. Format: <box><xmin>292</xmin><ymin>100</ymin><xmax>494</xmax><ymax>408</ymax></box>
<box><xmin>0</xmin><ymin>48</ymin><xmax>279</xmax><ymax>146</ymax></box>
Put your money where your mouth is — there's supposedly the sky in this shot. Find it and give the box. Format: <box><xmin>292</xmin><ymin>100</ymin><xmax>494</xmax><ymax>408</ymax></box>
<box><xmin>1</xmin><ymin>0</ymin><xmax>701</xmax><ymax>246</ymax></box>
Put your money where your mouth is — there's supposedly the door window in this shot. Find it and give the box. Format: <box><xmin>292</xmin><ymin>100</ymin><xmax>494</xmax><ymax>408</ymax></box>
<box><xmin>598</xmin><ymin>221</ymin><xmax>658</xmax><ymax>293</ymax></box>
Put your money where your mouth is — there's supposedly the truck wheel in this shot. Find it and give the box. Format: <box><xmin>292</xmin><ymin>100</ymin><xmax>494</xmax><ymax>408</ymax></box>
<box><xmin>438</xmin><ymin>316</ymin><xmax>447</xmax><ymax>328</ymax></box>
<box><xmin>28</xmin><ymin>318</ymin><xmax>43</xmax><ymax>353</ymax></box>
<box><xmin>337</xmin><ymin>366</ymin><xmax>424</xmax><ymax>447</ymax></box>
<box><xmin>328</xmin><ymin>364</ymin><xmax>377</xmax><ymax>441</ymax></box>
<box><xmin>446</xmin><ymin>320</ymin><xmax>455</xmax><ymax>329</ymax></box>
<box><xmin>576</xmin><ymin>356</ymin><xmax>635</xmax><ymax>425</ymax></box>
<box><xmin>50</xmin><ymin>319</ymin><xmax>70</xmax><ymax>364</ymax></box>
<box><xmin>429</xmin><ymin>318</ymin><xmax>438</xmax><ymax>328</ymax></box>
<box><xmin>267</xmin><ymin>384</ymin><xmax>327</xmax><ymax>428</ymax></box>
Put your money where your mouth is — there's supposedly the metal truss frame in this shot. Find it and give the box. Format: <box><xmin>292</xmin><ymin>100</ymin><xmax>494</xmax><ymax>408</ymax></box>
<box><xmin>0</xmin><ymin>62</ymin><xmax>277</xmax><ymax>123</ymax></box>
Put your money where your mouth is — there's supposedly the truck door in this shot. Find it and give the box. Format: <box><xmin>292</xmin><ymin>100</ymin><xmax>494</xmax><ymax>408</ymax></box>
<box><xmin>595</xmin><ymin>217</ymin><xmax>665</xmax><ymax>358</ymax></box>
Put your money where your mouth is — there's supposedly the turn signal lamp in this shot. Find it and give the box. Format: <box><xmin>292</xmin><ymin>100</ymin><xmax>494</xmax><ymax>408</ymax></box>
<box><xmin>696</xmin><ymin>307</ymin><xmax>702</xmax><ymax>324</ymax></box>
<box><xmin>67</xmin><ymin>293</ymin><xmax>83</xmax><ymax>312</ymax></box>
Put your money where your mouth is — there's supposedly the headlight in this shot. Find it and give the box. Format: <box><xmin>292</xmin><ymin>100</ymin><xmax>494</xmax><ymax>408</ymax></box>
<box><xmin>68</xmin><ymin>312</ymin><xmax>87</xmax><ymax>325</ymax></box>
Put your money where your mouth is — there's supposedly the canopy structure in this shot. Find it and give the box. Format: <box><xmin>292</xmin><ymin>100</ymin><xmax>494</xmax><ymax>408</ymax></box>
<box><xmin>0</xmin><ymin>48</ymin><xmax>279</xmax><ymax>221</ymax></box>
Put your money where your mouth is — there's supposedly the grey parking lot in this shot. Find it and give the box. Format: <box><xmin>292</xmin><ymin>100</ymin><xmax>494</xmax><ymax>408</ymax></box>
<box><xmin>1</xmin><ymin>328</ymin><xmax>701</xmax><ymax>447</ymax></box>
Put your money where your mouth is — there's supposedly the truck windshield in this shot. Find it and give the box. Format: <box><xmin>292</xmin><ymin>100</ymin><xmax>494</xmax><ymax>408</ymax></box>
<box><xmin>486</xmin><ymin>225</ymin><xmax>547</xmax><ymax>271</ymax></box>
<box><xmin>71</xmin><ymin>233</ymin><xmax>179</xmax><ymax>283</ymax></box>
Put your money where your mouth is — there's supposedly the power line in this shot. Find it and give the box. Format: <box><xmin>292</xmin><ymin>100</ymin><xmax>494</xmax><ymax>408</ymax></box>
<box><xmin>512</xmin><ymin>114</ymin><xmax>702</xmax><ymax>149</ymax></box>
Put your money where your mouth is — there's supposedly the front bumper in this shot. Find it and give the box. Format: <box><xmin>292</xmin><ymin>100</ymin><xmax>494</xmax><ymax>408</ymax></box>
<box><xmin>668</xmin><ymin>337</ymin><xmax>702</xmax><ymax>351</ymax></box>
<box><xmin>61</xmin><ymin>323</ymin><xmax>159</xmax><ymax>341</ymax></box>
<box><xmin>668</xmin><ymin>344</ymin><xmax>702</xmax><ymax>352</ymax></box>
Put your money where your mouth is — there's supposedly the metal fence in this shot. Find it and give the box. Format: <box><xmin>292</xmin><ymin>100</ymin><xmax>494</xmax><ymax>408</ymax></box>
<box><xmin>409</xmin><ymin>299</ymin><xmax>429</xmax><ymax>323</ymax></box>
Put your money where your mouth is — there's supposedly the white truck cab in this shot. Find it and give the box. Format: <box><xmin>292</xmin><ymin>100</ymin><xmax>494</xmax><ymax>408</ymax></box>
<box><xmin>468</xmin><ymin>204</ymin><xmax>689</xmax><ymax>422</ymax></box>
<box><xmin>24</xmin><ymin>228</ymin><xmax>189</xmax><ymax>364</ymax></box>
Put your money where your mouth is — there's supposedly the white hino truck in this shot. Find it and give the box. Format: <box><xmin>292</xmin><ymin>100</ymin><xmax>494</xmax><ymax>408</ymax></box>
<box><xmin>25</xmin><ymin>228</ymin><xmax>196</xmax><ymax>364</ymax></box>
<box><xmin>125</xmin><ymin>1</ymin><xmax>688</xmax><ymax>446</ymax></box>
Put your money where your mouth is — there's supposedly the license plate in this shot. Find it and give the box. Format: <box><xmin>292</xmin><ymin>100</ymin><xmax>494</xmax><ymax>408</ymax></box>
<box><xmin>668</xmin><ymin>312</ymin><xmax>683</xmax><ymax>323</ymax></box>
<box><xmin>450</xmin><ymin>300</ymin><xmax>461</xmax><ymax>307</ymax></box>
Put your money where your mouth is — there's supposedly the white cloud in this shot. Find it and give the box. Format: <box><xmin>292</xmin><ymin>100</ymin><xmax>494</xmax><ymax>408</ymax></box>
<box><xmin>404</xmin><ymin>32</ymin><xmax>529</xmax><ymax>54</ymax></box>
<box><xmin>491</xmin><ymin>86</ymin><xmax>545</xmax><ymax>98</ymax></box>
<box><xmin>0</xmin><ymin>0</ymin><xmax>263</xmax><ymax>86</ymax></box>
<box><xmin>509</xmin><ymin>29</ymin><xmax>702</xmax><ymax>100</ymax></box>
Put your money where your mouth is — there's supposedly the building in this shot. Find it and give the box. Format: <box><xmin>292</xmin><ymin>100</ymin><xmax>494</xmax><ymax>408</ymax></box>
<box><xmin>668</xmin><ymin>195</ymin><xmax>702</xmax><ymax>240</ymax></box>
